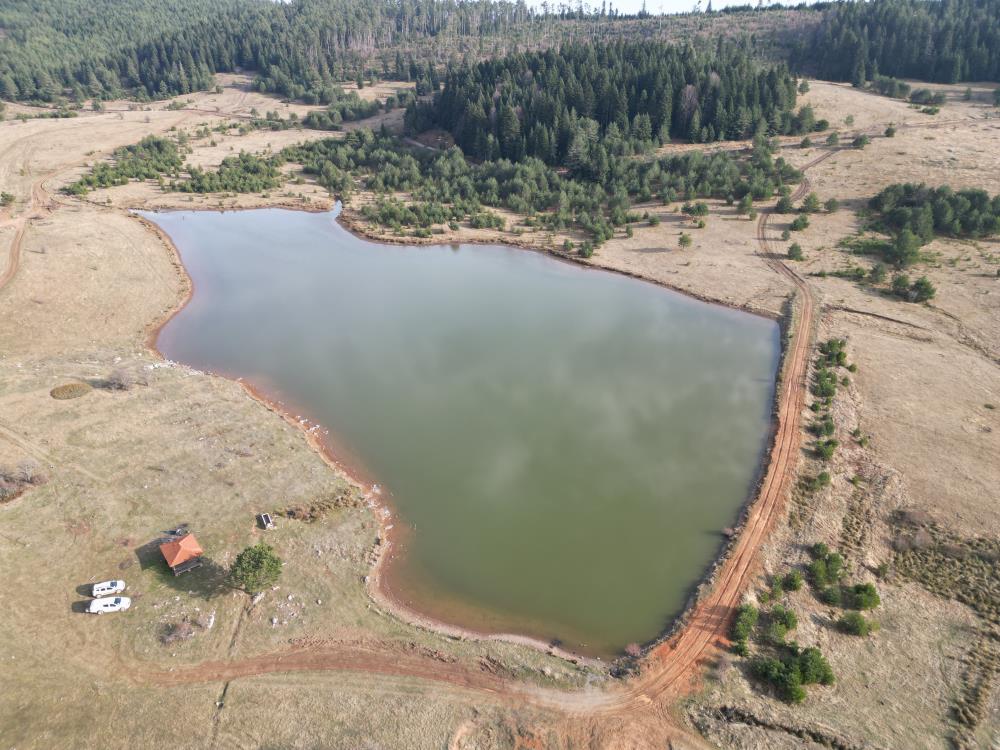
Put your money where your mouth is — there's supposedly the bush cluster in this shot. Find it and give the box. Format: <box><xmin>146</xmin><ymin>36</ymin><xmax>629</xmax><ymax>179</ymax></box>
<box><xmin>750</xmin><ymin>646</ymin><xmax>835</xmax><ymax>704</ymax></box>
<box><xmin>870</xmin><ymin>183</ymin><xmax>1000</xmax><ymax>253</ymax></box>
<box><xmin>64</xmin><ymin>136</ymin><xmax>183</xmax><ymax>195</ymax></box>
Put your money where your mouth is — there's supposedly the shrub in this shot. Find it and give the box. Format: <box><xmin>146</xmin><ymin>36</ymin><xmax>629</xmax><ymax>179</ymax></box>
<box><xmin>884</xmin><ymin>125</ymin><xmax>896</xmax><ymax>138</ymax></box>
<box><xmin>891</xmin><ymin>273</ymin><xmax>936</xmax><ymax>302</ymax></box>
<box><xmin>776</xmin><ymin>195</ymin><xmax>794</xmax><ymax>213</ymax></box>
<box><xmin>802</xmin><ymin>471</ymin><xmax>831</xmax><ymax>493</ymax></box>
<box><xmin>751</xmin><ymin>656</ymin><xmax>785</xmax><ymax>684</ymax></box>
<box><xmin>813</xmin><ymin>368</ymin><xmax>838</xmax><ymax>398</ymax></box>
<box><xmin>820</xmin><ymin>585</ymin><xmax>843</xmax><ymax>606</ymax></box>
<box><xmin>825</xmin><ymin>198</ymin><xmax>839</xmax><ymax>213</ymax></box>
<box><xmin>750</xmin><ymin>650</ymin><xmax>831</xmax><ymax>704</ymax></box>
<box><xmin>107</xmin><ymin>369</ymin><xmax>134</xmax><ymax>391</ymax></box>
<box><xmin>808</xmin><ymin>559</ymin><xmax>830</xmax><ymax>587</ymax></box>
<box><xmin>826</xmin><ymin>553</ymin><xmax>845</xmax><ymax>580</ymax></box>
<box><xmin>888</xmin><ymin>229</ymin><xmax>921</xmax><ymax>268</ymax></box>
<box><xmin>787</xmin><ymin>243</ymin><xmax>804</xmax><ymax>260</ymax></box>
<box><xmin>815</xmin><ymin>438</ymin><xmax>839</xmax><ymax>460</ymax></box>
<box><xmin>229</xmin><ymin>542</ymin><xmax>283</xmax><ymax>594</ymax></box>
<box><xmin>50</xmin><ymin>382</ymin><xmax>92</xmax><ymax>400</ymax></box>
<box><xmin>767</xmin><ymin>575</ymin><xmax>785</xmax><ymax>600</ymax></box>
<box><xmin>771</xmin><ymin>605</ymin><xmax>798</xmax><ymax>630</ymax></box>
<box><xmin>810</xmin><ymin>542</ymin><xmax>830</xmax><ymax>560</ymax></box>
<box><xmin>790</xmin><ymin>215</ymin><xmax>809</xmax><ymax>231</ymax></box>
<box><xmin>910</xmin><ymin>275</ymin><xmax>936</xmax><ymax>302</ymax></box>
<box><xmin>826</xmin><ymin>132</ymin><xmax>839</xmax><ymax>146</ymax></box>
<box><xmin>852</xmin><ymin>135</ymin><xmax>870</xmax><ymax>149</ymax></box>
<box><xmin>801</xmin><ymin>193</ymin><xmax>821</xmax><ymax>213</ymax></box>
<box><xmin>809</xmin><ymin>545</ymin><xmax>845</xmax><ymax>590</ymax></box>
<box><xmin>679</xmin><ymin>233</ymin><xmax>692</xmax><ymax>248</ymax></box>
<box><xmin>731</xmin><ymin>603</ymin><xmax>759</xmax><ymax>643</ymax></box>
<box><xmin>814</xmin><ymin>416</ymin><xmax>835</xmax><ymax>436</ymax></box>
<box><xmin>798</xmin><ymin>647</ymin><xmax>835</xmax><ymax>686</ymax></box>
<box><xmin>845</xmin><ymin>582</ymin><xmax>881</xmax><ymax>610</ymax></box>
<box><xmin>764</xmin><ymin>620</ymin><xmax>789</xmax><ymax>646</ymax></box>
<box><xmin>892</xmin><ymin>273</ymin><xmax>911</xmax><ymax>297</ymax></box>
<box><xmin>9</xmin><ymin>459</ymin><xmax>44</xmax><ymax>486</ymax></box>
<box><xmin>837</xmin><ymin>611</ymin><xmax>875</xmax><ymax>635</ymax></box>
<box><xmin>869</xmin><ymin>262</ymin><xmax>887</xmax><ymax>283</ymax></box>
<box><xmin>871</xmin><ymin>75</ymin><xmax>912</xmax><ymax>100</ymax></box>
<box><xmin>783</xmin><ymin>570</ymin><xmax>804</xmax><ymax>592</ymax></box>
<box><xmin>910</xmin><ymin>89</ymin><xmax>946</xmax><ymax>107</ymax></box>
<box><xmin>781</xmin><ymin>229</ymin><xmax>791</xmax><ymax>241</ymax></box>
<box><xmin>800</xmin><ymin>137</ymin><xmax>812</xmax><ymax>148</ymax></box>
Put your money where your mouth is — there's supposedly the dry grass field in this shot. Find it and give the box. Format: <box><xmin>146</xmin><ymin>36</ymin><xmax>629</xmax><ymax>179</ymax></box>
<box><xmin>0</xmin><ymin>77</ymin><xmax>998</xmax><ymax>749</ymax></box>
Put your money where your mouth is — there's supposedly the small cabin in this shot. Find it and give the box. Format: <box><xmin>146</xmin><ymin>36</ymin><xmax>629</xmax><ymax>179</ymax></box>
<box><xmin>159</xmin><ymin>533</ymin><xmax>204</xmax><ymax>576</ymax></box>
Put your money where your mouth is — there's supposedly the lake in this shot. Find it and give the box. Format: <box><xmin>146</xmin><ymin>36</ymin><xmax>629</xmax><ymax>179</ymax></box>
<box><xmin>150</xmin><ymin>208</ymin><xmax>780</xmax><ymax>657</ymax></box>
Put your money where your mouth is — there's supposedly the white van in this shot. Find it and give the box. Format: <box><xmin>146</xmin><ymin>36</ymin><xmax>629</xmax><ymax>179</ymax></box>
<box><xmin>87</xmin><ymin>596</ymin><xmax>131</xmax><ymax>614</ymax></box>
<box><xmin>91</xmin><ymin>580</ymin><xmax>126</xmax><ymax>597</ymax></box>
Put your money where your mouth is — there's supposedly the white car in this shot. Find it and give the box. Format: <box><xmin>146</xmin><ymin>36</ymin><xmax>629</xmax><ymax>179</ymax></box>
<box><xmin>91</xmin><ymin>579</ymin><xmax>126</xmax><ymax>597</ymax></box>
<box><xmin>87</xmin><ymin>596</ymin><xmax>131</xmax><ymax>615</ymax></box>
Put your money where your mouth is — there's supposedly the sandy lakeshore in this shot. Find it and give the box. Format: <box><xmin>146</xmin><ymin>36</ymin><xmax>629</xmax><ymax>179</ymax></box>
<box><xmin>0</xmin><ymin>77</ymin><xmax>998</xmax><ymax>748</ymax></box>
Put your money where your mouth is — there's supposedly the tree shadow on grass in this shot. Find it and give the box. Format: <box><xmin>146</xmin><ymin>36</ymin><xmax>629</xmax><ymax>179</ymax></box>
<box><xmin>152</xmin><ymin>558</ymin><xmax>231</xmax><ymax>600</ymax></box>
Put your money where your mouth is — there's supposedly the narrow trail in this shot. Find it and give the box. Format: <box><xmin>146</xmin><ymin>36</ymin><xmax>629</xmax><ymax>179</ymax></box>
<box><xmin>0</xmin><ymin>175</ymin><xmax>50</xmax><ymax>293</ymax></box>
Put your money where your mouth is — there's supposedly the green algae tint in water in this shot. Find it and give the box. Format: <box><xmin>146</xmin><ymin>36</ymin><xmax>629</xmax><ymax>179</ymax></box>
<box><xmin>151</xmin><ymin>208</ymin><xmax>779</xmax><ymax>657</ymax></box>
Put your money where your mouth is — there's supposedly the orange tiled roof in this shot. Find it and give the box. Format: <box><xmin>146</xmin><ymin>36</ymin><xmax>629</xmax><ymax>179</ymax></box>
<box><xmin>159</xmin><ymin>533</ymin><xmax>203</xmax><ymax>568</ymax></box>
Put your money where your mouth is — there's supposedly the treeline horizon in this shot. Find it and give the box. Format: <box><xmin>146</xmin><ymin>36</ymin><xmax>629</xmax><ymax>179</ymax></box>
<box><xmin>1</xmin><ymin>0</ymin><xmax>997</xmax><ymax>112</ymax></box>
<box><xmin>1</xmin><ymin>0</ymin><xmax>813</xmax><ymax>104</ymax></box>
<box><xmin>798</xmin><ymin>0</ymin><xmax>1000</xmax><ymax>84</ymax></box>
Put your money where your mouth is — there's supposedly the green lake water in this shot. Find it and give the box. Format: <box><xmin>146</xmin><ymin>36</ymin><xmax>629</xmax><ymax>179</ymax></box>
<box><xmin>150</xmin><ymin>208</ymin><xmax>779</xmax><ymax>657</ymax></box>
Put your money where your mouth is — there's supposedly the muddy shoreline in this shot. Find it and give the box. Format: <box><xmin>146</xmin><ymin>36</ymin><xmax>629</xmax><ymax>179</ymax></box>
<box><xmin>137</xmin><ymin>200</ymin><xmax>793</xmax><ymax>668</ymax></box>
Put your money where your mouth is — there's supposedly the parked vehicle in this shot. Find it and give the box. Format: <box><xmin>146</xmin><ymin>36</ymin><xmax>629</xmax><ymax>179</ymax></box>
<box><xmin>87</xmin><ymin>596</ymin><xmax>131</xmax><ymax>614</ymax></box>
<box><xmin>91</xmin><ymin>579</ymin><xmax>126</xmax><ymax>597</ymax></box>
